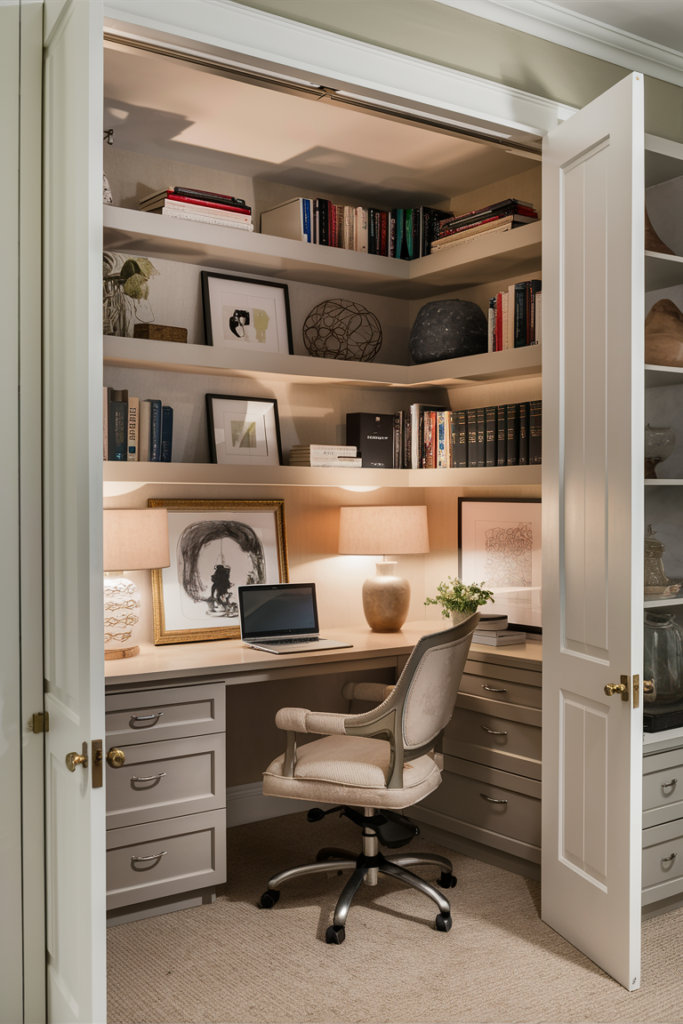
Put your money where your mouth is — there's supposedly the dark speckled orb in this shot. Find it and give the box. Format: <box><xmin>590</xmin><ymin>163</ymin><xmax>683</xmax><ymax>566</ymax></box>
<box><xmin>409</xmin><ymin>299</ymin><xmax>488</xmax><ymax>364</ymax></box>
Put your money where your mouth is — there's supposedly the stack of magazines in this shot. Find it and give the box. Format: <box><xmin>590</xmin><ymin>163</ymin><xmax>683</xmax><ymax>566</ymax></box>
<box><xmin>139</xmin><ymin>186</ymin><xmax>253</xmax><ymax>231</ymax></box>
<box><xmin>472</xmin><ymin>615</ymin><xmax>527</xmax><ymax>646</ymax></box>
<box><xmin>288</xmin><ymin>444</ymin><xmax>361</xmax><ymax>468</ymax></box>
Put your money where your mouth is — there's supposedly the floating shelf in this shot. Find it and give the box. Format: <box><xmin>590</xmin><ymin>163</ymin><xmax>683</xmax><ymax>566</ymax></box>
<box><xmin>644</xmin><ymin>479</ymin><xmax>683</xmax><ymax>486</ymax></box>
<box><xmin>102</xmin><ymin>461</ymin><xmax>542</xmax><ymax>492</ymax></box>
<box><xmin>103</xmin><ymin>335</ymin><xmax>542</xmax><ymax>391</ymax></box>
<box><xmin>645</xmin><ymin>251</ymin><xmax>683</xmax><ymax>291</ymax></box>
<box><xmin>645</xmin><ymin>364</ymin><xmax>683</xmax><ymax>388</ymax></box>
<box><xmin>644</xmin><ymin>597</ymin><xmax>683</xmax><ymax>609</ymax></box>
<box><xmin>103</xmin><ymin>206</ymin><xmax>542</xmax><ymax>300</ymax></box>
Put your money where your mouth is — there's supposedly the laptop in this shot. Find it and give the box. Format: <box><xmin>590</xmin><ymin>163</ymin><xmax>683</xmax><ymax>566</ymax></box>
<box><xmin>238</xmin><ymin>582</ymin><xmax>352</xmax><ymax>655</ymax></box>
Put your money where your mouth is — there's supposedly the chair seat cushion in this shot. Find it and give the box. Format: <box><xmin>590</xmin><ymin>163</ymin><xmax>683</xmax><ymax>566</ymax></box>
<box><xmin>263</xmin><ymin>734</ymin><xmax>441</xmax><ymax>809</ymax></box>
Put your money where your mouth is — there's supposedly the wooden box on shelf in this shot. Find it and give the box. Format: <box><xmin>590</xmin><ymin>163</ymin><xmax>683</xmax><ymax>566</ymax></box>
<box><xmin>133</xmin><ymin>323</ymin><xmax>188</xmax><ymax>344</ymax></box>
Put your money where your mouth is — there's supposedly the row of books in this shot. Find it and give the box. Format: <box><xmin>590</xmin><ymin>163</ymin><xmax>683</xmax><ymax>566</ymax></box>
<box><xmin>139</xmin><ymin>186</ymin><xmax>253</xmax><ymax>232</ymax></box>
<box><xmin>399</xmin><ymin>402</ymin><xmax>542</xmax><ymax>469</ymax></box>
<box><xmin>488</xmin><ymin>280</ymin><xmax>542</xmax><ymax>351</ymax></box>
<box><xmin>430</xmin><ymin>198</ymin><xmax>538</xmax><ymax>254</ymax></box>
<box><xmin>261</xmin><ymin>198</ymin><xmax>452</xmax><ymax>259</ymax></box>
<box><xmin>288</xmin><ymin>444</ymin><xmax>362</xmax><ymax>467</ymax></box>
<box><xmin>104</xmin><ymin>388</ymin><xmax>173</xmax><ymax>463</ymax></box>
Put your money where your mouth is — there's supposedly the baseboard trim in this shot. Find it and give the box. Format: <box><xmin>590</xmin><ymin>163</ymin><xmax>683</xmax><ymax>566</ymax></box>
<box><xmin>226</xmin><ymin>782</ymin><xmax>329</xmax><ymax>827</ymax></box>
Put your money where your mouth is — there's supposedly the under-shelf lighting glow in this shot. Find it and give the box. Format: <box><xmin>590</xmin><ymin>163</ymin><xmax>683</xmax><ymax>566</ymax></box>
<box><xmin>338</xmin><ymin>485</ymin><xmax>382</xmax><ymax>492</ymax></box>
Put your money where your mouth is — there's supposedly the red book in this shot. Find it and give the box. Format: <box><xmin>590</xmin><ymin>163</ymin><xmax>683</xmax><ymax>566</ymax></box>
<box><xmin>379</xmin><ymin>212</ymin><xmax>387</xmax><ymax>257</ymax></box>
<box><xmin>147</xmin><ymin>192</ymin><xmax>251</xmax><ymax>216</ymax></box>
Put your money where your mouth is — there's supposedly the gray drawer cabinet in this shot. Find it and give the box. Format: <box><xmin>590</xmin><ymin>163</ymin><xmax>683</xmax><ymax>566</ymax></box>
<box><xmin>411</xmin><ymin>649</ymin><xmax>542</xmax><ymax>871</ymax></box>
<box><xmin>105</xmin><ymin>680</ymin><xmax>227</xmax><ymax>921</ymax></box>
<box><xmin>642</xmin><ymin>736</ymin><xmax>683</xmax><ymax>909</ymax></box>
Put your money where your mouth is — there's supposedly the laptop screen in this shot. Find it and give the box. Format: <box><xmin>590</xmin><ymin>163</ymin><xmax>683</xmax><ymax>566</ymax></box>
<box><xmin>238</xmin><ymin>583</ymin><xmax>320</xmax><ymax>640</ymax></box>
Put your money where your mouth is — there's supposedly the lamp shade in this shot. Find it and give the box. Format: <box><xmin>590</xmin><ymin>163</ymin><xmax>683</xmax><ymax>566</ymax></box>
<box><xmin>338</xmin><ymin>505</ymin><xmax>430</xmax><ymax>556</ymax></box>
<box><xmin>103</xmin><ymin>509</ymin><xmax>170</xmax><ymax>571</ymax></box>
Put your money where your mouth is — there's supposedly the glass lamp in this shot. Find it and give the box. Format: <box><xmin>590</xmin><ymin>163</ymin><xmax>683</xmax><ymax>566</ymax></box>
<box><xmin>338</xmin><ymin>505</ymin><xmax>430</xmax><ymax>632</ymax></box>
<box><xmin>103</xmin><ymin>509</ymin><xmax>170</xmax><ymax>660</ymax></box>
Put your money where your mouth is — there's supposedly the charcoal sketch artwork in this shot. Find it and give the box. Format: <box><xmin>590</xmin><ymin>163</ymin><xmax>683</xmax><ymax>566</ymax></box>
<box><xmin>482</xmin><ymin>522</ymin><xmax>533</xmax><ymax>588</ymax></box>
<box><xmin>177</xmin><ymin>519</ymin><xmax>264</xmax><ymax>619</ymax></box>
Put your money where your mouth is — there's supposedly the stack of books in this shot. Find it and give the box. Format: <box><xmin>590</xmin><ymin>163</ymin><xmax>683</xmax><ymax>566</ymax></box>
<box><xmin>430</xmin><ymin>198</ymin><xmax>538</xmax><ymax>254</ymax></box>
<box><xmin>399</xmin><ymin>401</ymin><xmax>542</xmax><ymax>469</ymax></box>
<box><xmin>261</xmin><ymin>199</ymin><xmax>451</xmax><ymax>259</ymax></box>
<box><xmin>488</xmin><ymin>280</ymin><xmax>541</xmax><ymax>350</ymax></box>
<box><xmin>104</xmin><ymin>388</ymin><xmax>173</xmax><ymax>463</ymax></box>
<box><xmin>288</xmin><ymin>444</ymin><xmax>362</xmax><ymax>468</ymax></box>
<box><xmin>139</xmin><ymin>187</ymin><xmax>253</xmax><ymax>231</ymax></box>
<box><xmin>473</xmin><ymin>615</ymin><xmax>527</xmax><ymax>646</ymax></box>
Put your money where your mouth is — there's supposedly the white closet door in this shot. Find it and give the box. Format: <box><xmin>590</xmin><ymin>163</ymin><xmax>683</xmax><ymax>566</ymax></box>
<box><xmin>43</xmin><ymin>1</ymin><xmax>106</xmax><ymax>1021</ymax></box>
<box><xmin>542</xmin><ymin>72</ymin><xmax>645</xmax><ymax>991</ymax></box>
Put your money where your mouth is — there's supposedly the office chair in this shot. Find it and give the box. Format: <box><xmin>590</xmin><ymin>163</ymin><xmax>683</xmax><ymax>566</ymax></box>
<box><xmin>259</xmin><ymin>614</ymin><xmax>479</xmax><ymax>944</ymax></box>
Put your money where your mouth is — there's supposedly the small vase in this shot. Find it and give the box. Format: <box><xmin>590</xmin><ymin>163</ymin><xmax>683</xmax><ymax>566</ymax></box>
<box><xmin>450</xmin><ymin>609</ymin><xmax>473</xmax><ymax>626</ymax></box>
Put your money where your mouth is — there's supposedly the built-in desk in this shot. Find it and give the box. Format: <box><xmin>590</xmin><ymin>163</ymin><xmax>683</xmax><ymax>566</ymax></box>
<box><xmin>104</xmin><ymin>622</ymin><xmax>542</xmax><ymax>923</ymax></box>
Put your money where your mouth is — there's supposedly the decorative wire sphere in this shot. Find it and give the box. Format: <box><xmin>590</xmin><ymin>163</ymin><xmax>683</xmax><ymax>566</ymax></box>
<box><xmin>302</xmin><ymin>299</ymin><xmax>382</xmax><ymax>362</ymax></box>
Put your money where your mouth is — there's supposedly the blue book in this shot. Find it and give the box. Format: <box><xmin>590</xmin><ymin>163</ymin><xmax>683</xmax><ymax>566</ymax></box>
<box><xmin>302</xmin><ymin>199</ymin><xmax>311</xmax><ymax>243</ymax></box>
<box><xmin>160</xmin><ymin>406</ymin><xmax>173</xmax><ymax>462</ymax></box>
<box><xmin>149</xmin><ymin>400</ymin><xmax>162</xmax><ymax>462</ymax></box>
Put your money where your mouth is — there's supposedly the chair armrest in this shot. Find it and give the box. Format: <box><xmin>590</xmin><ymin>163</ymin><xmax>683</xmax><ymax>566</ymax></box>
<box><xmin>275</xmin><ymin>707</ymin><xmax>347</xmax><ymax>736</ymax></box>
<box><xmin>341</xmin><ymin>681</ymin><xmax>395</xmax><ymax>702</ymax></box>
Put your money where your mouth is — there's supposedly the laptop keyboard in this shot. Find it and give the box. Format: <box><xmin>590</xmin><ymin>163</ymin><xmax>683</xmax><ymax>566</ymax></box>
<box><xmin>266</xmin><ymin>637</ymin><xmax>320</xmax><ymax>645</ymax></box>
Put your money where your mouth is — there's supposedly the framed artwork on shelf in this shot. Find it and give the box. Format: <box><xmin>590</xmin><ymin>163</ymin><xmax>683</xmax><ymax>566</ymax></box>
<box><xmin>200</xmin><ymin>270</ymin><xmax>293</xmax><ymax>354</ymax></box>
<box><xmin>149</xmin><ymin>499</ymin><xmax>289</xmax><ymax>644</ymax></box>
<box><xmin>206</xmin><ymin>393</ymin><xmax>283</xmax><ymax>466</ymax></box>
<box><xmin>458</xmin><ymin>497</ymin><xmax>542</xmax><ymax>632</ymax></box>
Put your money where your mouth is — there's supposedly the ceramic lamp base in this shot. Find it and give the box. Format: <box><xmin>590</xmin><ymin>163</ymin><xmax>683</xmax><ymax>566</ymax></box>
<box><xmin>362</xmin><ymin>561</ymin><xmax>410</xmax><ymax>633</ymax></box>
<box><xmin>104</xmin><ymin>571</ymin><xmax>142</xmax><ymax>659</ymax></box>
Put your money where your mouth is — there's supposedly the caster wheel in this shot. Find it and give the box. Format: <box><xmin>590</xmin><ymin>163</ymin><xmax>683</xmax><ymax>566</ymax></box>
<box><xmin>435</xmin><ymin>913</ymin><xmax>452</xmax><ymax>933</ymax></box>
<box><xmin>258</xmin><ymin>889</ymin><xmax>280</xmax><ymax>909</ymax></box>
<box><xmin>326</xmin><ymin>925</ymin><xmax>346</xmax><ymax>944</ymax></box>
<box><xmin>438</xmin><ymin>871</ymin><xmax>457</xmax><ymax>889</ymax></box>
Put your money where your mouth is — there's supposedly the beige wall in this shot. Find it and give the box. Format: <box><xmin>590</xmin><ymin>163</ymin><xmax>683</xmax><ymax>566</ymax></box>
<box><xmin>233</xmin><ymin>0</ymin><xmax>683</xmax><ymax>142</ymax></box>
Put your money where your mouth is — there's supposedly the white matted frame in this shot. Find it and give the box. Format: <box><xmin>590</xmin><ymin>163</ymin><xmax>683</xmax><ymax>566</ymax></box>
<box><xmin>458</xmin><ymin>497</ymin><xmax>542</xmax><ymax>631</ymax></box>
<box><xmin>201</xmin><ymin>271</ymin><xmax>293</xmax><ymax>355</ymax></box>
<box><xmin>206</xmin><ymin>392</ymin><xmax>283</xmax><ymax>467</ymax></box>
<box><xmin>149</xmin><ymin>499</ymin><xmax>289</xmax><ymax>644</ymax></box>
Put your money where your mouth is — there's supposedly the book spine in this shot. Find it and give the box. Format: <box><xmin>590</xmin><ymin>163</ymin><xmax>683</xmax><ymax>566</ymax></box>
<box><xmin>293</xmin><ymin>445</ymin><xmax>357</xmax><ymax>456</ymax></box>
<box><xmin>313</xmin><ymin>199</ymin><xmax>319</xmax><ymax>244</ymax></box>
<box><xmin>476</xmin><ymin>407</ymin><xmax>485</xmax><ymax>468</ymax></box>
<box><xmin>529</xmin><ymin>400</ymin><xmax>542</xmax><ymax>464</ymax></box>
<box><xmin>103</xmin><ymin>387</ymin><xmax>109</xmax><ymax>461</ymax></box>
<box><xmin>465</xmin><ymin>409</ymin><xmax>477</xmax><ymax>468</ymax></box>
<box><xmin>514</xmin><ymin>282</ymin><xmax>526</xmax><ymax>348</ymax></box>
<box><xmin>126</xmin><ymin>397</ymin><xmax>139</xmax><ymax>461</ymax></box>
<box><xmin>403</xmin><ymin>416</ymin><xmax>411</xmax><ymax>471</ymax></box>
<box><xmin>496</xmin><ymin>293</ymin><xmax>503</xmax><ymax>352</ymax></box>
<box><xmin>160</xmin><ymin>208</ymin><xmax>253</xmax><ymax>230</ymax></box>
<box><xmin>506</xmin><ymin>403</ymin><xmax>519</xmax><ymax>466</ymax></box>
<box><xmin>507</xmin><ymin>284</ymin><xmax>516</xmax><ymax>349</ymax></box>
<box><xmin>355</xmin><ymin>207</ymin><xmax>368</xmax><ymax>252</ymax></box>
<box><xmin>437</xmin><ymin>411</ymin><xmax>447</xmax><ymax>469</ymax></box>
<box><xmin>393</xmin><ymin>411</ymin><xmax>402</xmax><ymax>469</ymax></box>
<box><xmin>410</xmin><ymin>404</ymin><xmax>419</xmax><ymax>469</ymax></box>
<box><xmin>368</xmin><ymin>209</ymin><xmax>377</xmax><ymax>255</ymax></box>
<box><xmin>497</xmin><ymin>404</ymin><xmax>507</xmax><ymax>466</ymax></box>
<box><xmin>302</xmin><ymin>199</ymin><xmax>311</xmax><ymax>243</ymax></box>
<box><xmin>108</xmin><ymin>402</ymin><xmax>127</xmax><ymax>461</ymax></box>
<box><xmin>534</xmin><ymin>292</ymin><xmax>542</xmax><ymax>345</ymax></box>
<box><xmin>395</xmin><ymin>210</ymin><xmax>404</xmax><ymax>260</ymax></box>
<box><xmin>405</xmin><ymin>209</ymin><xmax>413</xmax><ymax>260</ymax></box>
<box><xmin>423</xmin><ymin>412</ymin><xmax>432</xmax><ymax>469</ymax></box>
<box><xmin>488</xmin><ymin>297</ymin><xmax>496</xmax><ymax>352</ymax></box>
<box><xmin>138</xmin><ymin>400</ymin><xmax>151</xmax><ymax>462</ymax></box>
<box><xmin>379</xmin><ymin>212</ymin><xmax>387</xmax><ymax>257</ymax></box>
<box><xmin>161</xmin><ymin>197</ymin><xmax>251</xmax><ymax>220</ymax></box>
<box><xmin>160</xmin><ymin>406</ymin><xmax>173</xmax><ymax>462</ymax></box>
<box><xmin>149</xmin><ymin>400</ymin><xmax>162</xmax><ymax>462</ymax></box>
<box><xmin>171</xmin><ymin>187</ymin><xmax>249</xmax><ymax>210</ymax></box>
<box><xmin>518</xmin><ymin>402</ymin><xmax>530</xmax><ymax>465</ymax></box>
<box><xmin>454</xmin><ymin>410</ymin><xmax>467</xmax><ymax>468</ymax></box>
<box><xmin>484</xmin><ymin>406</ymin><xmax>497</xmax><ymax>467</ymax></box>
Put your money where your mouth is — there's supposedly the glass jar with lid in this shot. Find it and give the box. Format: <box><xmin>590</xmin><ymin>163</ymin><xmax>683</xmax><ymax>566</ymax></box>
<box><xmin>643</xmin><ymin>611</ymin><xmax>683</xmax><ymax>704</ymax></box>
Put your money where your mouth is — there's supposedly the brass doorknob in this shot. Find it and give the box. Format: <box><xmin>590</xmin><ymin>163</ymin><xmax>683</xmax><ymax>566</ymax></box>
<box><xmin>604</xmin><ymin>677</ymin><xmax>629</xmax><ymax>701</ymax></box>
<box><xmin>65</xmin><ymin>745</ymin><xmax>88</xmax><ymax>772</ymax></box>
<box><xmin>106</xmin><ymin>747</ymin><xmax>126</xmax><ymax>768</ymax></box>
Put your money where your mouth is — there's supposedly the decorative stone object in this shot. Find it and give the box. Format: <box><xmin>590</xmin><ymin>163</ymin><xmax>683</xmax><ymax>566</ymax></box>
<box><xmin>409</xmin><ymin>299</ymin><xmax>488</xmax><ymax>364</ymax></box>
<box><xmin>302</xmin><ymin>299</ymin><xmax>382</xmax><ymax>361</ymax></box>
<box><xmin>645</xmin><ymin>299</ymin><xmax>683</xmax><ymax>367</ymax></box>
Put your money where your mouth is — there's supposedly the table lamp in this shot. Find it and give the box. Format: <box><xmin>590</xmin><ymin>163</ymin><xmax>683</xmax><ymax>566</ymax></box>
<box><xmin>338</xmin><ymin>505</ymin><xmax>430</xmax><ymax>632</ymax></box>
<box><xmin>103</xmin><ymin>509</ymin><xmax>170</xmax><ymax>660</ymax></box>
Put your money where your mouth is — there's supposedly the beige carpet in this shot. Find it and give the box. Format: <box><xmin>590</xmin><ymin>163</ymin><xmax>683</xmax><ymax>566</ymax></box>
<box><xmin>107</xmin><ymin>811</ymin><xmax>683</xmax><ymax>1024</ymax></box>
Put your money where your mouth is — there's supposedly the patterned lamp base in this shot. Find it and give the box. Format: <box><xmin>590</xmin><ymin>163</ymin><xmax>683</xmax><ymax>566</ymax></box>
<box><xmin>104</xmin><ymin>572</ymin><xmax>141</xmax><ymax>660</ymax></box>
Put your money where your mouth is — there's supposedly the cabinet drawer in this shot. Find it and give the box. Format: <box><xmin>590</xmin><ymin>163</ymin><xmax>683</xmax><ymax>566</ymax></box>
<box><xmin>106</xmin><ymin>682</ymin><xmax>225</xmax><ymax>746</ymax></box>
<box><xmin>643</xmin><ymin>748</ymin><xmax>683</xmax><ymax>828</ymax></box>
<box><xmin>106</xmin><ymin>734</ymin><xmax>226</xmax><ymax>830</ymax></box>
<box><xmin>642</xmin><ymin>819</ymin><xmax>683</xmax><ymax>891</ymax></box>
<box><xmin>464</xmin><ymin>658</ymin><xmax>542</xmax><ymax>691</ymax></box>
<box><xmin>423</xmin><ymin>762</ymin><xmax>541</xmax><ymax>847</ymax></box>
<box><xmin>458</xmin><ymin>671</ymin><xmax>542</xmax><ymax>710</ymax></box>
<box><xmin>106</xmin><ymin>810</ymin><xmax>226</xmax><ymax>910</ymax></box>
<box><xmin>443</xmin><ymin>707</ymin><xmax>542</xmax><ymax>780</ymax></box>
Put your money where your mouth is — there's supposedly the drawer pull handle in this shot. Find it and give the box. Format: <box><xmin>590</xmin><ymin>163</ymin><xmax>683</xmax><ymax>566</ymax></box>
<box><xmin>480</xmin><ymin>794</ymin><xmax>508</xmax><ymax>804</ymax></box>
<box><xmin>481</xmin><ymin>726</ymin><xmax>508</xmax><ymax>736</ymax></box>
<box><xmin>131</xmin><ymin>711</ymin><xmax>164</xmax><ymax>723</ymax></box>
<box><xmin>482</xmin><ymin>685</ymin><xmax>507</xmax><ymax>693</ymax></box>
<box><xmin>661</xmin><ymin>853</ymin><xmax>677</xmax><ymax>865</ymax></box>
<box><xmin>131</xmin><ymin>850</ymin><xmax>167</xmax><ymax>864</ymax></box>
<box><xmin>131</xmin><ymin>772</ymin><xmax>167</xmax><ymax>783</ymax></box>
<box><xmin>661</xmin><ymin>778</ymin><xmax>678</xmax><ymax>791</ymax></box>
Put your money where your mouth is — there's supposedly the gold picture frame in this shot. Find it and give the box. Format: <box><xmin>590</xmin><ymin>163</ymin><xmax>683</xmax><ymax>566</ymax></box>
<box><xmin>149</xmin><ymin>498</ymin><xmax>289</xmax><ymax>645</ymax></box>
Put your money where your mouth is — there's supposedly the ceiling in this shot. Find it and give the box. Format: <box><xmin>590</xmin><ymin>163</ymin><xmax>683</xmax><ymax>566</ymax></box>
<box><xmin>103</xmin><ymin>42</ymin><xmax>536</xmax><ymax>207</ymax></box>
<box><xmin>550</xmin><ymin>1</ymin><xmax>683</xmax><ymax>55</ymax></box>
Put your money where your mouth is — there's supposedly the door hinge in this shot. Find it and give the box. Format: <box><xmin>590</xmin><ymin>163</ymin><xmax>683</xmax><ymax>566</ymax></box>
<box><xmin>29</xmin><ymin>712</ymin><xmax>49</xmax><ymax>733</ymax></box>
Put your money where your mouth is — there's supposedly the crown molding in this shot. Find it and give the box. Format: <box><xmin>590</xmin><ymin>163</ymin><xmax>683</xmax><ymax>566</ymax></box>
<box><xmin>104</xmin><ymin>0</ymin><xmax>577</xmax><ymax>138</ymax></box>
<box><xmin>434</xmin><ymin>0</ymin><xmax>683</xmax><ymax>88</ymax></box>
